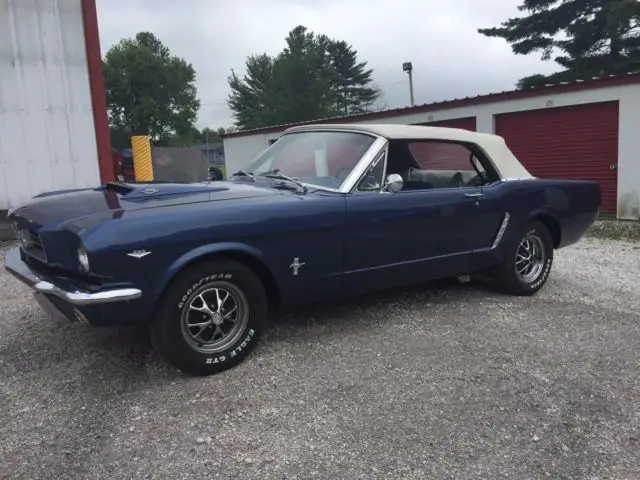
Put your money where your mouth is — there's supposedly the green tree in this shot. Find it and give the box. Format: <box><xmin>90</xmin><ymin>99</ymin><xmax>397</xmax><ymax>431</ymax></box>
<box><xmin>165</xmin><ymin>126</ymin><xmax>234</xmax><ymax>147</ymax></box>
<box><xmin>103</xmin><ymin>32</ymin><xmax>200</xmax><ymax>143</ymax></box>
<box><xmin>478</xmin><ymin>0</ymin><xmax>640</xmax><ymax>89</ymax></box>
<box><xmin>327</xmin><ymin>40</ymin><xmax>380</xmax><ymax>115</ymax></box>
<box><xmin>271</xmin><ymin>26</ymin><xmax>336</xmax><ymax>124</ymax></box>
<box><xmin>109</xmin><ymin>126</ymin><xmax>132</xmax><ymax>150</ymax></box>
<box><xmin>227</xmin><ymin>54</ymin><xmax>283</xmax><ymax>129</ymax></box>
<box><xmin>227</xmin><ymin>26</ymin><xmax>381</xmax><ymax>129</ymax></box>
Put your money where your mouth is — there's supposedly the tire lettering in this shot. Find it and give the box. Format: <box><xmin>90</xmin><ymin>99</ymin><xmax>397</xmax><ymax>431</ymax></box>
<box><xmin>228</xmin><ymin>329</ymin><xmax>256</xmax><ymax>358</ymax></box>
<box><xmin>205</xmin><ymin>355</ymin><xmax>226</xmax><ymax>365</ymax></box>
<box><xmin>178</xmin><ymin>272</ymin><xmax>234</xmax><ymax>308</ymax></box>
<box><xmin>530</xmin><ymin>258</ymin><xmax>552</xmax><ymax>289</ymax></box>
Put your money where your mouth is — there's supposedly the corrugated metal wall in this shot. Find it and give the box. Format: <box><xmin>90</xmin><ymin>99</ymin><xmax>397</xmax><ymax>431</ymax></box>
<box><xmin>0</xmin><ymin>0</ymin><xmax>100</xmax><ymax>211</ymax></box>
<box><xmin>419</xmin><ymin>117</ymin><xmax>477</xmax><ymax>132</ymax></box>
<box><xmin>495</xmin><ymin>102</ymin><xmax>619</xmax><ymax>214</ymax></box>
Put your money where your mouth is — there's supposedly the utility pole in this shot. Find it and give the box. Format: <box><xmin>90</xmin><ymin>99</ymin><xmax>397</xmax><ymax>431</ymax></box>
<box><xmin>205</xmin><ymin>126</ymin><xmax>210</xmax><ymax>162</ymax></box>
<box><xmin>402</xmin><ymin>62</ymin><xmax>414</xmax><ymax>107</ymax></box>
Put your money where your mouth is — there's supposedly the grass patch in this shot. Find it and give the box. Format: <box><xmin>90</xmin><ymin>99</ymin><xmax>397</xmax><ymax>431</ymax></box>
<box><xmin>586</xmin><ymin>219</ymin><xmax>640</xmax><ymax>242</ymax></box>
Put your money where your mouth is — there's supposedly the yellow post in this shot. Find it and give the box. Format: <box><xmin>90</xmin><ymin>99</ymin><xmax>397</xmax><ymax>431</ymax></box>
<box><xmin>131</xmin><ymin>135</ymin><xmax>154</xmax><ymax>181</ymax></box>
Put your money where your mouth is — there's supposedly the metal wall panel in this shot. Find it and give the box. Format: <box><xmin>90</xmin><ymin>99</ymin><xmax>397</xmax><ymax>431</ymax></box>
<box><xmin>495</xmin><ymin>101</ymin><xmax>619</xmax><ymax>214</ymax></box>
<box><xmin>417</xmin><ymin>116</ymin><xmax>477</xmax><ymax>131</ymax></box>
<box><xmin>0</xmin><ymin>0</ymin><xmax>100</xmax><ymax>211</ymax></box>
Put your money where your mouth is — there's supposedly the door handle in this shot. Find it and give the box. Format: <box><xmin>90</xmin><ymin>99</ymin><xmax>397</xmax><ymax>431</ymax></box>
<box><xmin>464</xmin><ymin>192</ymin><xmax>484</xmax><ymax>198</ymax></box>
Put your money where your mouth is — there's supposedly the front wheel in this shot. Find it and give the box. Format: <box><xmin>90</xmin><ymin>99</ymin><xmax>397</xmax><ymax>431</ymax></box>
<box><xmin>150</xmin><ymin>259</ymin><xmax>267</xmax><ymax>375</ymax></box>
<box><xmin>492</xmin><ymin>220</ymin><xmax>554</xmax><ymax>296</ymax></box>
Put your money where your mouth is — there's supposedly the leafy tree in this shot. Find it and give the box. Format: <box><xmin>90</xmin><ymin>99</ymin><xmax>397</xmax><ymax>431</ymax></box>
<box><xmin>478</xmin><ymin>0</ymin><xmax>640</xmax><ymax>89</ymax></box>
<box><xmin>103</xmin><ymin>32</ymin><xmax>200</xmax><ymax>143</ymax></box>
<box><xmin>200</xmin><ymin>127</ymin><xmax>227</xmax><ymax>142</ymax></box>
<box><xmin>227</xmin><ymin>26</ymin><xmax>381</xmax><ymax>129</ymax></box>
<box><xmin>109</xmin><ymin>126</ymin><xmax>132</xmax><ymax>150</ymax></box>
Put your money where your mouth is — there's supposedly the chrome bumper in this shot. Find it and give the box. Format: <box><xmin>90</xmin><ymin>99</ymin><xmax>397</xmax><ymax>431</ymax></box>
<box><xmin>3</xmin><ymin>247</ymin><xmax>142</xmax><ymax>305</ymax></box>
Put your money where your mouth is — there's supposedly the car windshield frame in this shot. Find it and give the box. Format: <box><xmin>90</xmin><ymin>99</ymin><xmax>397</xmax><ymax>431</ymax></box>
<box><xmin>240</xmin><ymin>129</ymin><xmax>387</xmax><ymax>193</ymax></box>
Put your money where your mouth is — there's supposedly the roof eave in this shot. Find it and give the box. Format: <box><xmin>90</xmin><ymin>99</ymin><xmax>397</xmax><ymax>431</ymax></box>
<box><xmin>221</xmin><ymin>71</ymin><xmax>640</xmax><ymax>139</ymax></box>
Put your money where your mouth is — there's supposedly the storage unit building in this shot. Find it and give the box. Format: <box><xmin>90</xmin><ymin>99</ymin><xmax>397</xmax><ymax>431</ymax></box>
<box><xmin>222</xmin><ymin>74</ymin><xmax>640</xmax><ymax>219</ymax></box>
<box><xmin>416</xmin><ymin>116</ymin><xmax>477</xmax><ymax>132</ymax></box>
<box><xmin>494</xmin><ymin>102</ymin><xmax>619</xmax><ymax>214</ymax></box>
<box><xmin>0</xmin><ymin>0</ymin><xmax>112</xmax><ymax>215</ymax></box>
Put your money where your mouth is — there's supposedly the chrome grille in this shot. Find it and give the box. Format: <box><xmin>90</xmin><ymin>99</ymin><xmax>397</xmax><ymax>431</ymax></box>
<box><xmin>14</xmin><ymin>224</ymin><xmax>48</xmax><ymax>263</ymax></box>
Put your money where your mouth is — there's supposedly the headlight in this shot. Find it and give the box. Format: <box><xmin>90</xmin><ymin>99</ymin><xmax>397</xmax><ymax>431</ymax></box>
<box><xmin>78</xmin><ymin>245</ymin><xmax>90</xmax><ymax>273</ymax></box>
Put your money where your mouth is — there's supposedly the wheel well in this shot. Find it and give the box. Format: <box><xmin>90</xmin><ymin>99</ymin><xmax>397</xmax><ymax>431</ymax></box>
<box><xmin>532</xmin><ymin>214</ymin><xmax>561</xmax><ymax>248</ymax></box>
<box><xmin>168</xmin><ymin>250</ymin><xmax>282</xmax><ymax>309</ymax></box>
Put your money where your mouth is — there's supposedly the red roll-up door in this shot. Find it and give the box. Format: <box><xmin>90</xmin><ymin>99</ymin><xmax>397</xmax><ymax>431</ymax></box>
<box><xmin>417</xmin><ymin>116</ymin><xmax>477</xmax><ymax>131</ymax></box>
<box><xmin>495</xmin><ymin>101</ymin><xmax>618</xmax><ymax>214</ymax></box>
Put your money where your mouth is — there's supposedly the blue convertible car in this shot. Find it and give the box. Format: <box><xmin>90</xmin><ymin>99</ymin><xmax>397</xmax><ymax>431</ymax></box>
<box><xmin>4</xmin><ymin>124</ymin><xmax>600</xmax><ymax>375</ymax></box>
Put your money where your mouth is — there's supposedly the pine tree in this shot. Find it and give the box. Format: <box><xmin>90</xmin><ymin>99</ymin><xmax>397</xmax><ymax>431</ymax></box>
<box><xmin>227</xmin><ymin>26</ymin><xmax>381</xmax><ymax>129</ymax></box>
<box><xmin>327</xmin><ymin>40</ymin><xmax>381</xmax><ymax>115</ymax></box>
<box><xmin>478</xmin><ymin>0</ymin><xmax>640</xmax><ymax>89</ymax></box>
<box><xmin>227</xmin><ymin>54</ymin><xmax>281</xmax><ymax>129</ymax></box>
<box><xmin>271</xmin><ymin>26</ymin><xmax>337</xmax><ymax>123</ymax></box>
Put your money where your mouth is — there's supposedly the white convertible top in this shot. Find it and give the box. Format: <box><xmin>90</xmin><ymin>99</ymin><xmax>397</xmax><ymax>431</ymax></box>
<box><xmin>284</xmin><ymin>123</ymin><xmax>533</xmax><ymax>180</ymax></box>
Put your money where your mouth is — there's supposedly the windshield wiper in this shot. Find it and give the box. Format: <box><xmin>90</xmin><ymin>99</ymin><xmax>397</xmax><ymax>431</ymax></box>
<box><xmin>258</xmin><ymin>170</ymin><xmax>308</xmax><ymax>193</ymax></box>
<box><xmin>231</xmin><ymin>170</ymin><xmax>255</xmax><ymax>180</ymax></box>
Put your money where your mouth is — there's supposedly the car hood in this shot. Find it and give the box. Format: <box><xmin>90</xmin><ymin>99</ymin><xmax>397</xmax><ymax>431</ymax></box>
<box><xmin>9</xmin><ymin>180</ymin><xmax>281</xmax><ymax>233</ymax></box>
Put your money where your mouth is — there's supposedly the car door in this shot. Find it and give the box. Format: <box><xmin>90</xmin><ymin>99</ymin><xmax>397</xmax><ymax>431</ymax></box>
<box><xmin>468</xmin><ymin>180</ymin><xmax>518</xmax><ymax>270</ymax></box>
<box><xmin>403</xmin><ymin>140</ymin><xmax>506</xmax><ymax>260</ymax></box>
<box><xmin>341</xmin><ymin>138</ymin><xmax>509</xmax><ymax>296</ymax></box>
<box><xmin>460</xmin><ymin>153</ymin><xmax>510</xmax><ymax>252</ymax></box>
<box><xmin>343</xmin><ymin>186</ymin><xmax>481</xmax><ymax>295</ymax></box>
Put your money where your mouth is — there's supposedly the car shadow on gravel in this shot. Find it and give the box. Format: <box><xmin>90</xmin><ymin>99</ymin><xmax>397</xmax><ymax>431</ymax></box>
<box><xmin>265</xmin><ymin>277</ymin><xmax>495</xmax><ymax>333</ymax></box>
<box><xmin>0</xmin><ymin>277</ymin><xmax>497</xmax><ymax>379</ymax></box>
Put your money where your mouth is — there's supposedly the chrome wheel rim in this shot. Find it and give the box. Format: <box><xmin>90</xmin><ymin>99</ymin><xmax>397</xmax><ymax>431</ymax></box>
<box><xmin>515</xmin><ymin>233</ymin><xmax>546</xmax><ymax>283</ymax></box>
<box><xmin>180</xmin><ymin>281</ymin><xmax>249</xmax><ymax>354</ymax></box>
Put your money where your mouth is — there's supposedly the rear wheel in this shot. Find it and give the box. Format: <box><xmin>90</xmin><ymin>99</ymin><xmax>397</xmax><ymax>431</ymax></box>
<box><xmin>492</xmin><ymin>220</ymin><xmax>554</xmax><ymax>296</ymax></box>
<box><xmin>150</xmin><ymin>259</ymin><xmax>267</xmax><ymax>375</ymax></box>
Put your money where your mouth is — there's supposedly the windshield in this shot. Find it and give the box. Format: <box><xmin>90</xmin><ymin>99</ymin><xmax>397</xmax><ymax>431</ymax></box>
<box><xmin>243</xmin><ymin>130</ymin><xmax>377</xmax><ymax>190</ymax></box>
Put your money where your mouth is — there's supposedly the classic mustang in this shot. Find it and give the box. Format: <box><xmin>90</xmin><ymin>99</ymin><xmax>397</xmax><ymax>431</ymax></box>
<box><xmin>4</xmin><ymin>124</ymin><xmax>600</xmax><ymax>375</ymax></box>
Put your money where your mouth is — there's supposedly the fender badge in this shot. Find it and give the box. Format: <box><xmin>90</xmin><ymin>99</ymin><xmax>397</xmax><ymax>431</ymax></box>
<box><xmin>141</xmin><ymin>188</ymin><xmax>159</xmax><ymax>195</ymax></box>
<box><xmin>289</xmin><ymin>257</ymin><xmax>305</xmax><ymax>276</ymax></box>
<box><xmin>127</xmin><ymin>249</ymin><xmax>151</xmax><ymax>258</ymax></box>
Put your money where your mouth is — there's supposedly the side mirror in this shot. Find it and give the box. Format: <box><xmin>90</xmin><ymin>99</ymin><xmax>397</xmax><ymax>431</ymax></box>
<box><xmin>382</xmin><ymin>173</ymin><xmax>403</xmax><ymax>193</ymax></box>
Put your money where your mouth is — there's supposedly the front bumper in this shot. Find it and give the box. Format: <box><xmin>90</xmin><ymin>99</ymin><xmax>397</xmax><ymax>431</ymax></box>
<box><xmin>4</xmin><ymin>247</ymin><xmax>142</xmax><ymax>323</ymax></box>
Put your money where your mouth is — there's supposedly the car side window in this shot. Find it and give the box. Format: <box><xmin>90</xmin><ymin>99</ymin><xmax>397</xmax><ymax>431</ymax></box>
<box><xmin>402</xmin><ymin>141</ymin><xmax>492</xmax><ymax>190</ymax></box>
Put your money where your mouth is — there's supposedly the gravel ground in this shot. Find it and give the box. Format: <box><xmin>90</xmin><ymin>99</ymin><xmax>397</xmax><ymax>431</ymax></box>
<box><xmin>1</xmin><ymin>238</ymin><xmax>639</xmax><ymax>480</ymax></box>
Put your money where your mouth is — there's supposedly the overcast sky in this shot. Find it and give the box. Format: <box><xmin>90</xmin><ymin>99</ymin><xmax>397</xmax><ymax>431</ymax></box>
<box><xmin>96</xmin><ymin>0</ymin><xmax>561</xmax><ymax>130</ymax></box>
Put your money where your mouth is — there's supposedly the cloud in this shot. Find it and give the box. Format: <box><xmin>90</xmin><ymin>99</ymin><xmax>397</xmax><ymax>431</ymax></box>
<box><xmin>96</xmin><ymin>0</ymin><xmax>561</xmax><ymax>129</ymax></box>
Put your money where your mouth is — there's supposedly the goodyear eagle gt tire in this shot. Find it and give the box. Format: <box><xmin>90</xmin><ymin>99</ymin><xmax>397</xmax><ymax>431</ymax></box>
<box><xmin>493</xmin><ymin>220</ymin><xmax>554</xmax><ymax>296</ymax></box>
<box><xmin>150</xmin><ymin>259</ymin><xmax>267</xmax><ymax>375</ymax></box>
